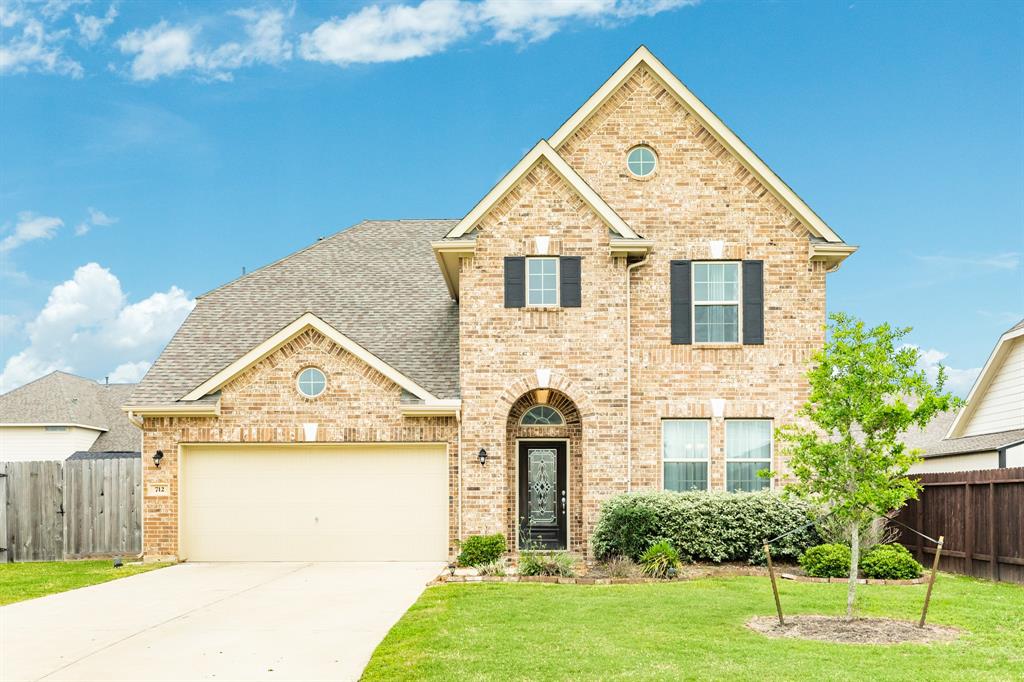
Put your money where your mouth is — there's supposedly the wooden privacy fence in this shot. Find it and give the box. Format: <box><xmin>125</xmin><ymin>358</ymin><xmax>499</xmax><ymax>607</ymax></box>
<box><xmin>1</xmin><ymin>456</ymin><xmax>142</xmax><ymax>562</ymax></box>
<box><xmin>893</xmin><ymin>467</ymin><xmax>1024</xmax><ymax>584</ymax></box>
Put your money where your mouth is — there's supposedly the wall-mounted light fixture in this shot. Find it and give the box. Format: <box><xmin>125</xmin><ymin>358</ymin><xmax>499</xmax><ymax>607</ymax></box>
<box><xmin>153</xmin><ymin>450</ymin><xmax>164</xmax><ymax>468</ymax></box>
<box><xmin>478</xmin><ymin>448</ymin><xmax>488</xmax><ymax>466</ymax></box>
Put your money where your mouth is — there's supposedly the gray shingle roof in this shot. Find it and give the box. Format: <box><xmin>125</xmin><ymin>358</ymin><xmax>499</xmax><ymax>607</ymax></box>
<box><xmin>925</xmin><ymin>428</ymin><xmax>1024</xmax><ymax>458</ymax></box>
<box><xmin>130</xmin><ymin>220</ymin><xmax>460</xmax><ymax>405</ymax></box>
<box><xmin>0</xmin><ymin>372</ymin><xmax>141</xmax><ymax>452</ymax></box>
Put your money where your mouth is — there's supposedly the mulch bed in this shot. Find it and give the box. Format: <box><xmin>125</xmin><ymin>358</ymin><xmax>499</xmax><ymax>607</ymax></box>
<box><xmin>747</xmin><ymin>615</ymin><xmax>960</xmax><ymax>644</ymax></box>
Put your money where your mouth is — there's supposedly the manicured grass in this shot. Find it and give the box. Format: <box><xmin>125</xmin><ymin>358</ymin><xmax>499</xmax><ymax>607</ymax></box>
<box><xmin>363</xmin><ymin>575</ymin><xmax>1024</xmax><ymax>681</ymax></box>
<box><xmin>0</xmin><ymin>560</ymin><xmax>169</xmax><ymax>606</ymax></box>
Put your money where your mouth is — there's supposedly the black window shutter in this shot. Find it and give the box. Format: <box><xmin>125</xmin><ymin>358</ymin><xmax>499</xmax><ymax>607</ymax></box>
<box><xmin>742</xmin><ymin>260</ymin><xmax>764</xmax><ymax>345</ymax></box>
<box><xmin>504</xmin><ymin>257</ymin><xmax>525</xmax><ymax>308</ymax></box>
<box><xmin>670</xmin><ymin>260</ymin><xmax>692</xmax><ymax>345</ymax></box>
<box><xmin>560</xmin><ymin>256</ymin><xmax>582</xmax><ymax>307</ymax></box>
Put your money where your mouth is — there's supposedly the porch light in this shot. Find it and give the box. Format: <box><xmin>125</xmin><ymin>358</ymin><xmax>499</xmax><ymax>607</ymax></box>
<box><xmin>478</xmin><ymin>448</ymin><xmax>488</xmax><ymax>465</ymax></box>
<box><xmin>153</xmin><ymin>450</ymin><xmax>164</xmax><ymax>468</ymax></box>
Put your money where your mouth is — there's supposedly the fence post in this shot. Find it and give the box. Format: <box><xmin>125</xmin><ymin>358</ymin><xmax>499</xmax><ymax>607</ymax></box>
<box><xmin>988</xmin><ymin>482</ymin><xmax>998</xmax><ymax>581</ymax></box>
<box><xmin>916</xmin><ymin>495</ymin><xmax>924</xmax><ymax>563</ymax></box>
<box><xmin>0</xmin><ymin>463</ymin><xmax>7</xmax><ymax>563</ymax></box>
<box><xmin>964</xmin><ymin>483</ymin><xmax>973</xmax><ymax>577</ymax></box>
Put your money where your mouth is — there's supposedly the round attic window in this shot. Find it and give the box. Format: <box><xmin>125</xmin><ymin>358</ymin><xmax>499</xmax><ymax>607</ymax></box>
<box><xmin>297</xmin><ymin>367</ymin><xmax>326</xmax><ymax>398</ymax></box>
<box><xmin>626</xmin><ymin>145</ymin><xmax>657</xmax><ymax>178</ymax></box>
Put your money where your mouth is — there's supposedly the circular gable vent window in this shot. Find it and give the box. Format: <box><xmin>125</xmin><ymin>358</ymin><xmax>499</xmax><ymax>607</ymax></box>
<box><xmin>297</xmin><ymin>367</ymin><xmax>327</xmax><ymax>398</ymax></box>
<box><xmin>626</xmin><ymin>145</ymin><xmax>657</xmax><ymax>178</ymax></box>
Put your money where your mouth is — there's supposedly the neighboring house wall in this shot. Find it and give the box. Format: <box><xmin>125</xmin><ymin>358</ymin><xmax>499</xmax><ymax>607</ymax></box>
<box><xmin>1005</xmin><ymin>442</ymin><xmax>1024</xmax><ymax>468</ymax></box>
<box><xmin>962</xmin><ymin>338</ymin><xmax>1023</xmax><ymax>437</ymax></box>
<box><xmin>141</xmin><ymin>328</ymin><xmax>458</xmax><ymax>559</ymax></box>
<box><xmin>910</xmin><ymin>451</ymin><xmax>998</xmax><ymax>474</ymax></box>
<box><xmin>0</xmin><ymin>425</ymin><xmax>101</xmax><ymax>462</ymax></box>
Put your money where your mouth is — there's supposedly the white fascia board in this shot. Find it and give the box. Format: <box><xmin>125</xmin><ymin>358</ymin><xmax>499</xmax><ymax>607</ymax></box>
<box><xmin>122</xmin><ymin>402</ymin><xmax>220</xmax><ymax>417</ymax></box>
<box><xmin>945</xmin><ymin>327</ymin><xmax>1024</xmax><ymax>439</ymax></box>
<box><xmin>180</xmin><ymin>312</ymin><xmax>438</xmax><ymax>403</ymax></box>
<box><xmin>399</xmin><ymin>400</ymin><xmax>462</xmax><ymax>417</ymax></box>
<box><xmin>432</xmin><ymin>240</ymin><xmax>476</xmax><ymax>300</ymax></box>
<box><xmin>0</xmin><ymin>422</ymin><xmax>107</xmax><ymax>431</ymax></box>
<box><xmin>549</xmin><ymin>46</ymin><xmax>846</xmax><ymax>245</ymax></box>
<box><xmin>445</xmin><ymin>141</ymin><xmax>638</xmax><ymax>240</ymax></box>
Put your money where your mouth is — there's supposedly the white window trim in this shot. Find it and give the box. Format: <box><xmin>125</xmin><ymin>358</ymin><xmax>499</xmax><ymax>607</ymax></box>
<box><xmin>692</xmin><ymin>261</ymin><xmax>742</xmax><ymax>345</ymax></box>
<box><xmin>520</xmin><ymin>405</ymin><xmax>565</xmax><ymax>426</ymax></box>
<box><xmin>725</xmin><ymin>418</ymin><xmax>774</xmax><ymax>492</ymax></box>
<box><xmin>296</xmin><ymin>367</ymin><xmax>327</xmax><ymax>398</ymax></box>
<box><xmin>526</xmin><ymin>256</ymin><xmax>560</xmax><ymax>308</ymax></box>
<box><xmin>660</xmin><ymin>418</ymin><xmax>712</xmax><ymax>492</ymax></box>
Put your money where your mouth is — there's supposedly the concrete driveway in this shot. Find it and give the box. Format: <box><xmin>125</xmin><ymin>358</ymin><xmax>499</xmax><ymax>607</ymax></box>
<box><xmin>1</xmin><ymin>562</ymin><xmax>442</xmax><ymax>682</ymax></box>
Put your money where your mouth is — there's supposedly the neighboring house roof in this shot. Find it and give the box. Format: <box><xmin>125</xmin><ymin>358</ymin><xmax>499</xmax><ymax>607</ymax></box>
<box><xmin>68</xmin><ymin>450</ymin><xmax>140</xmax><ymax>461</ymax></box>
<box><xmin>901</xmin><ymin>409</ymin><xmax>956</xmax><ymax>456</ymax></box>
<box><xmin>129</xmin><ymin>220</ymin><xmax>461</xmax><ymax>406</ymax></box>
<box><xmin>0</xmin><ymin>372</ymin><xmax>140</xmax><ymax>452</ymax></box>
<box><xmin>945</xmin><ymin>318</ymin><xmax>1024</xmax><ymax>439</ymax></box>
<box><xmin>924</xmin><ymin>428</ymin><xmax>1024</xmax><ymax>458</ymax></box>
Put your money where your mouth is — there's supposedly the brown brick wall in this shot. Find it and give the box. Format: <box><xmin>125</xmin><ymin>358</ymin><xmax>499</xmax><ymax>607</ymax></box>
<box><xmin>141</xmin><ymin>328</ymin><xmax>458</xmax><ymax>559</ymax></box>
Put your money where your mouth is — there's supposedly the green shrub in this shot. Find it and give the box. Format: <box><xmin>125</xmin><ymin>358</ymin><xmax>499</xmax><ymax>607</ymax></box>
<box><xmin>640</xmin><ymin>540</ymin><xmax>681</xmax><ymax>578</ymax></box>
<box><xmin>457</xmin><ymin>534</ymin><xmax>507</xmax><ymax>567</ymax></box>
<box><xmin>799</xmin><ymin>543</ymin><xmax>851</xmax><ymax>577</ymax></box>
<box><xmin>518</xmin><ymin>551</ymin><xmax>576</xmax><ymax>577</ymax></box>
<box><xmin>591</xmin><ymin>491</ymin><xmax>820</xmax><ymax>565</ymax></box>
<box><xmin>860</xmin><ymin>543</ymin><xmax>923</xmax><ymax>580</ymax></box>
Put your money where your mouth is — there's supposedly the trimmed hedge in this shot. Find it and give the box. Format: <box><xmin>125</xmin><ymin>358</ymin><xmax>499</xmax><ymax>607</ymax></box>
<box><xmin>799</xmin><ymin>543</ymin><xmax>852</xmax><ymax>577</ymax></box>
<box><xmin>860</xmin><ymin>543</ymin><xmax>924</xmax><ymax>580</ymax></box>
<box><xmin>591</xmin><ymin>491</ymin><xmax>820</xmax><ymax>565</ymax></box>
<box><xmin>457</xmin><ymin>533</ymin><xmax>507</xmax><ymax>567</ymax></box>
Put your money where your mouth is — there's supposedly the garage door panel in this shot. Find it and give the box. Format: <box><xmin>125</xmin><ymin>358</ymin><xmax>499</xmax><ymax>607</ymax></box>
<box><xmin>181</xmin><ymin>445</ymin><xmax>448</xmax><ymax>561</ymax></box>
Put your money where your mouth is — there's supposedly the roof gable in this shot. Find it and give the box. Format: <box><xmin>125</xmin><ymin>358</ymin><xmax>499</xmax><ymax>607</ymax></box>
<box><xmin>443</xmin><ymin>140</ymin><xmax>639</xmax><ymax>240</ymax></box>
<box><xmin>183</xmin><ymin>312</ymin><xmax>440</xmax><ymax>403</ymax></box>
<box><xmin>549</xmin><ymin>46</ymin><xmax>847</xmax><ymax>246</ymax></box>
<box><xmin>946</xmin><ymin>322</ymin><xmax>1024</xmax><ymax>438</ymax></box>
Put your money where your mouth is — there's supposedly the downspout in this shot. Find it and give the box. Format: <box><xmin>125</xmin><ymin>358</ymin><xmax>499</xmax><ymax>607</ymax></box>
<box><xmin>456</xmin><ymin>406</ymin><xmax>463</xmax><ymax>544</ymax></box>
<box><xmin>625</xmin><ymin>254</ymin><xmax>650</xmax><ymax>493</ymax></box>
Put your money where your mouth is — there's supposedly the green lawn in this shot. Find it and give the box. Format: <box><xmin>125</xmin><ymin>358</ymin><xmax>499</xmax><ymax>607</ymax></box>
<box><xmin>0</xmin><ymin>560</ymin><xmax>169</xmax><ymax>606</ymax></box>
<box><xmin>363</xmin><ymin>575</ymin><xmax>1024</xmax><ymax>681</ymax></box>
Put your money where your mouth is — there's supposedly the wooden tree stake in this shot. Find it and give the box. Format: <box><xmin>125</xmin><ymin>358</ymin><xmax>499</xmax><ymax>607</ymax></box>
<box><xmin>919</xmin><ymin>535</ymin><xmax>944</xmax><ymax>628</ymax></box>
<box><xmin>764</xmin><ymin>543</ymin><xmax>784</xmax><ymax>626</ymax></box>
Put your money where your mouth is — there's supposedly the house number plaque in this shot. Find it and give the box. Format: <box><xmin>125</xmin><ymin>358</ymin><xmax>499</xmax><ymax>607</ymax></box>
<box><xmin>147</xmin><ymin>483</ymin><xmax>170</xmax><ymax>497</ymax></box>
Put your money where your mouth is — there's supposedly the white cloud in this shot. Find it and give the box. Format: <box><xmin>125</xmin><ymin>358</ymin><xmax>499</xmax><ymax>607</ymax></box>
<box><xmin>74</xmin><ymin>4</ymin><xmax>117</xmax><ymax>44</ymax></box>
<box><xmin>0</xmin><ymin>263</ymin><xmax>195</xmax><ymax>391</ymax></box>
<box><xmin>116</xmin><ymin>20</ymin><xmax>195</xmax><ymax>81</ymax></box>
<box><xmin>0</xmin><ymin>313</ymin><xmax>19</xmax><ymax>338</ymax></box>
<box><xmin>117</xmin><ymin>8</ymin><xmax>292</xmax><ymax>81</ymax></box>
<box><xmin>0</xmin><ymin>211</ymin><xmax>63</xmax><ymax>253</ymax></box>
<box><xmin>916</xmin><ymin>252</ymin><xmax>1020</xmax><ymax>271</ymax></box>
<box><xmin>299</xmin><ymin>0</ymin><xmax>697</xmax><ymax>66</ymax></box>
<box><xmin>0</xmin><ymin>12</ymin><xmax>83</xmax><ymax>77</ymax></box>
<box><xmin>75</xmin><ymin>206</ymin><xmax>118</xmax><ymax>236</ymax></box>
<box><xmin>40</xmin><ymin>0</ymin><xmax>88</xmax><ymax>21</ymax></box>
<box><xmin>911</xmin><ymin>346</ymin><xmax>981</xmax><ymax>397</ymax></box>
<box><xmin>108</xmin><ymin>360</ymin><xmax>151</xmax><ymax>383</ymax></box>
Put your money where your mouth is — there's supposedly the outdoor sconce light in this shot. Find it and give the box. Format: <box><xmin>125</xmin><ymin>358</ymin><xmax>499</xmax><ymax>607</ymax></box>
<box><xmin>153</xmin><ymin>450</ymin><xmax>164</xmax><ymax>468</ymax></box>
<box><xmin>447</xmin><ymin>563</ymin><xmax>456</xmax><ymax>577</ymax></box>
<box><xmin>478</xmin><ymin>448</ymin><xmax>488</xmax><ymax>465</ymax></box>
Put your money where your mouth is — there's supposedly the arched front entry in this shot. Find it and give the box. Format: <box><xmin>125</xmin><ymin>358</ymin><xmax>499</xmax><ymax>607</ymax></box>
<box><xmin>506</xmin><ymin>389</ymin><xmax>584</xmax><ymax>553</ymax></box>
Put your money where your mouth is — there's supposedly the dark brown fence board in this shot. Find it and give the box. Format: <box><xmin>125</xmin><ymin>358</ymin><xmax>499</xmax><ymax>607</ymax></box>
<box><xmin>894</xmin><ymin>467</ymin><xmax>1024</xmax><ymax>583</ymax></box>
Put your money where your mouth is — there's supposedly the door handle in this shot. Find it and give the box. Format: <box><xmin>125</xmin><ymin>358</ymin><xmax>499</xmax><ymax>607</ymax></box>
<box><xmin>561</xmin><ymin>490</ymin><xmax>566</xmax><ymax>514</ymax></box>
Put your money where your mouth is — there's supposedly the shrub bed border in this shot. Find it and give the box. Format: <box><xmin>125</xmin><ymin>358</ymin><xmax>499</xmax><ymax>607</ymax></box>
<box><xmin>432</xmin><ymin>573</ymin><xmax>925</xmax><ymax>586</ymax></box>
<box><xmin>780</xmin><ymin>572</ymin><xmax>923</xmax><ymax>586</ymax></box>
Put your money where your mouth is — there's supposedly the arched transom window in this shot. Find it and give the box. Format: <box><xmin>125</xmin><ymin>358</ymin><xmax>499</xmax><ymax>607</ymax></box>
<box><xmin>521</xmin><ymin>405</ymin><xmax>564</xmax><ymax>426</ymax></box>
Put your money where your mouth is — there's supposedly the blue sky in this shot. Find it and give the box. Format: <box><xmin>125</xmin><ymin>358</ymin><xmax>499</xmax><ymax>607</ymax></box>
<box><xmin>1</xmin><ymin>0</ymin><xmax>1021</xmax><ymax>394</ymax></box>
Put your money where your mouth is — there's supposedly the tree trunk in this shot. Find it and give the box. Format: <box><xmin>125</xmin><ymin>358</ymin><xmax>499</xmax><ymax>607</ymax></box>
<box><xmin>846</xmin><ymin>521</ymin><xmax>860</xmax><ymax>619</ymax></box>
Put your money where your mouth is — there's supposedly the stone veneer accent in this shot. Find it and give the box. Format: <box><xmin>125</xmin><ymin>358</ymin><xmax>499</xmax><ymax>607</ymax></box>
<box><xmin>141</xmin><ymin>328</ymin><xmax>457</xmax><ymax>559</ymax></box>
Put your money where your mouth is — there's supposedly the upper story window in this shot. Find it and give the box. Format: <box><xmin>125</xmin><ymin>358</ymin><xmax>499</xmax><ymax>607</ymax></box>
<box><xmin>662</xmin><ymin>419</ymin><xmax>710</xmax><ymax>491</ymax></box>
<box><xmin>726</xmin><ymin>419</ymin><xmax>772</xmax><ymax>492</ymax></box>
<box><xmin>521</xmin><ymin>405</ymin><xmax>564</xmax><ymax>426</ymax></box>
<box><xmin>297</xmin><ymin>367</ymin><xmax>327</xmax><ymax>398</ymax></box>
<box><xmin>626</xmin><ymin>145</ymin><xmax>657</xmax><ymax>178</ymax></box>
<box><xmin>527</xmin><ymin>257</ymin><xmax>559</xmax><ymax>307</ymax></box>
<box><xmin>693</xmin><ymin>262</ymin><xmax>739</xmax><ymax>343</ymax></box>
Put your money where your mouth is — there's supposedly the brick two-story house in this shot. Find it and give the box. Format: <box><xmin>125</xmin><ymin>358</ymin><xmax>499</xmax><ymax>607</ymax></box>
<box><xmin>126</xmin><ymin>47</ymin><xmax>855</xmax><ymax>562</ymax></box>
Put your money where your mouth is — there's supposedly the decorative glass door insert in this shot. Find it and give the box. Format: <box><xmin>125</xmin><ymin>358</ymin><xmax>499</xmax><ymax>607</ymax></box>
<box><xmin>527</xmin><ymin>448</ymin><xmax>557</xmax><ymax>525</ymax></box>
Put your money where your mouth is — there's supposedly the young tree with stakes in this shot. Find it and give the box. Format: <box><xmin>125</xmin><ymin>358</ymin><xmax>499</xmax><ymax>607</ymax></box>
<box><xmin>778</xmin><ymin>313</ymin><xmax>961</xmax><ymax>618</ymax></box>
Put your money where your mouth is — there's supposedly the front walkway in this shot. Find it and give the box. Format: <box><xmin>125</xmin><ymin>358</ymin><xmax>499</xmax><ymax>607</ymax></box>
<box><xmin>1</xmin><ymin>561</ymin><xmax>442</xmax><ymax>682</ymax></box>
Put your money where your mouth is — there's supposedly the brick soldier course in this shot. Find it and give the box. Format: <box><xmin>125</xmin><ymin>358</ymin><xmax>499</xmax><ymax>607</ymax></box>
<box><xmin>128</xmin><ymin>47</ymin><xmax>855</xmax><ymax>561</ymax></box>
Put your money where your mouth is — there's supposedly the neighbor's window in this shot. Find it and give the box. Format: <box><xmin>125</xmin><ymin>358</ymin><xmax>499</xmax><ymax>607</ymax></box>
<box><xmin>726</xmin><ymin>420</ymin><xmax>772</xmax><ymax>492</ymax></box>
<box><xmin>521</xmin><ymin>405</ymin><xmax>564</xmax><ymax>426</ymax></box>
<box><xmin>694</xmin><ymin>262</ymin><xmax>739</xmax><ymax>343</ymax></box>
<box><xmin>297</xmin><ymin>367</ymin><xmax>327</xmax><ymax>398</ymax></box>
<box><xmin>527</xmin><ymin>257</ymin><xmax>558</xmax><ymax>306</ymax></box>
<box><xmin>626</xmin><ymin>145</ymin><xmax>657</xmax><ymax>177</ymax></box>
<box><xmin>662</xmin><ymin>420</ymin><xmax>710</xmax><ymax>491</ymax></box>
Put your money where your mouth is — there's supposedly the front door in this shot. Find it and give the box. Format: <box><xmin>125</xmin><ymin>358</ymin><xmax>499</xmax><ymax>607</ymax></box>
<box><xmin>518</xmin><ymin>441</ymin><xmax>567</xmax><ymax>550</ymax></box>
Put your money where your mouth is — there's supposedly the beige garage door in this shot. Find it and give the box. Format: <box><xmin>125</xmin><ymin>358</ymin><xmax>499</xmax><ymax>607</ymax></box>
<box><xmin>180</xmin><ymin>444</ymin><xmax>448</xmax><ymax>561</ymax></box>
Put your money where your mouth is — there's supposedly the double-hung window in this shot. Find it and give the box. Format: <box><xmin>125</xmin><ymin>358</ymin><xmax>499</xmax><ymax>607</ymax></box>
<box><xmin>693</xmin><ymin>262</ymin><xmax>739</xmax><ymax>343</ymax></box>
<box><xmin>725</xmin><ymin>420</ymin><xmax>772</xmax><ymax>492</ymax></box>
<box><xmin>662</xmin><ymin>420</ymin><xmax>710</xmax><ymax>491</ymax></box>
<box><xmin>527</xmin><ymin>257</ymin><xmax>559</xmax><ymax>306</ymax></box>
